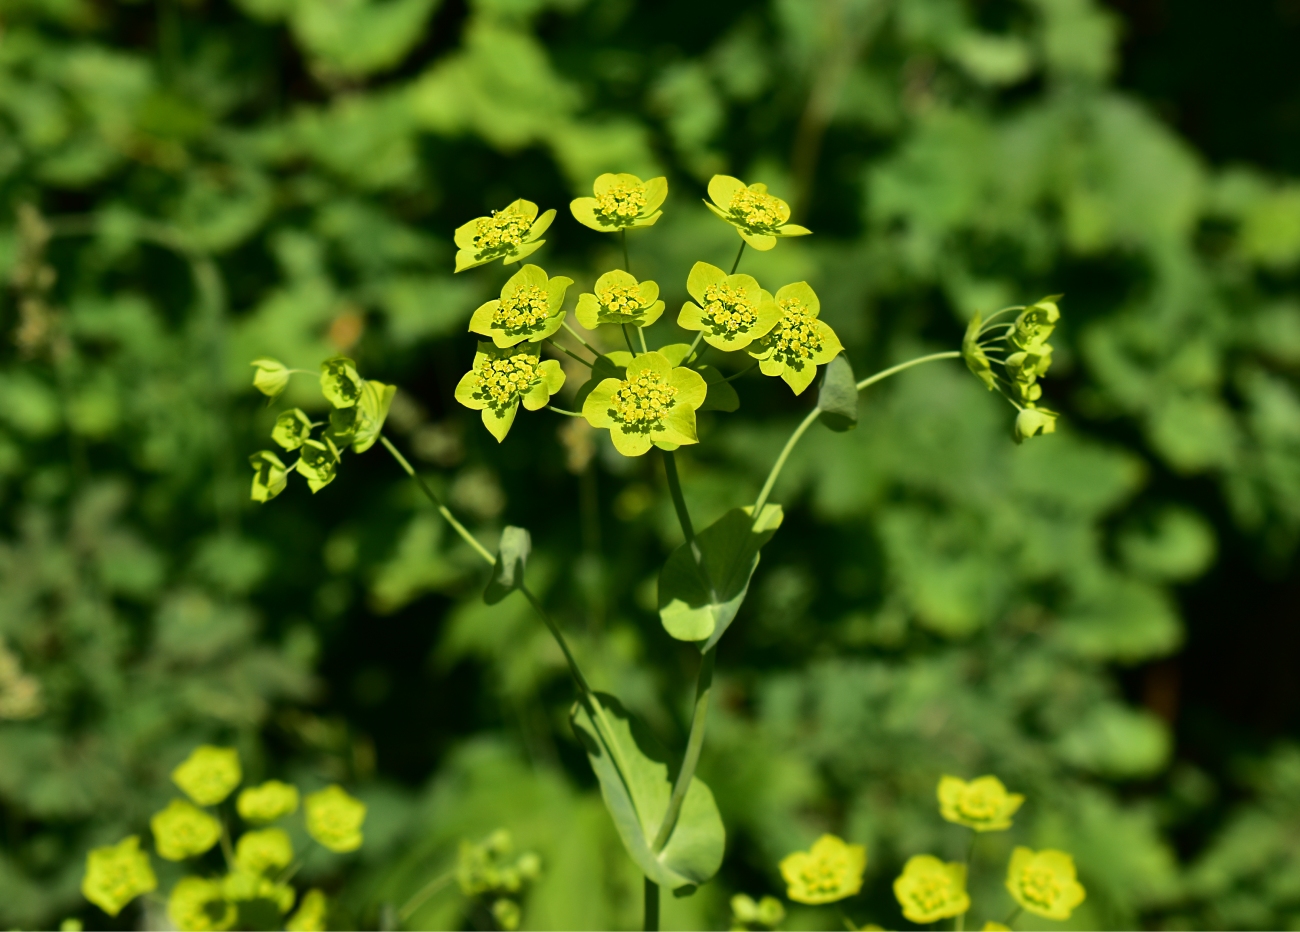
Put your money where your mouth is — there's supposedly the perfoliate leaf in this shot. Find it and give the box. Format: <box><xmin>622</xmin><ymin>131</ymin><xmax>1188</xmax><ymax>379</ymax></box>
<box><xmin>249</xmin><ymin>451</ymin><xmax>288</xmax><ymax>502</ymax></box>
<box><xmin>320</xmin><ymin>357</ymin><xmax>364</xmax><ymax>409</ymax></box>
<box><xmin>326</xmin><ymin>405</ymin><xmax>359</xmax><ymax>448</ymax></box>
<box><xmin>251</xmin><ymin>358</ymin><xmax>290</xmax><ymax>399</ymax></box>
<box><xmin>658</xmin><ymin>504</ymin><xmax>784</xmax><ymax>650</ymax></box>
<box><xmin>574</xmin><ymin>354</ymin><xmax>627</xmax><ymax>409</ymax></box>
<box><xmin>352</xmin><ymin>380</ymin><xmax>396</xmax><ymax>453</ymax></box>
<box><xmin>569</xmin><ymin>692</ymin><xmax>725</xmax><ymax>893</ymax></box>
<box><xmin>296</xmin><ymin>439</ymin><xmax>338</xmax><ymax>492</ymax></box>
<box><xmin>816</xmin><ymin>353</ymin><xmax>858</xmax><ymax>431</ymax></box>
<box><xmin>698</xmin><ymin>366</ymin><xmax>740</xmax><ymax>412</ymax></box>
<box><xmin>271</xmin><ymin>409</ymin><xmax>313</xmax><ymax>451</ymax></box>
<box><xmin>962</xmin><ymin>313</ymin><xmax>997</xmax><ymax>391</ymax></box>
<box><xmin>484</xmin><ymin>525</ymin><xmax>531</xmax><ymax>605</ymax></box>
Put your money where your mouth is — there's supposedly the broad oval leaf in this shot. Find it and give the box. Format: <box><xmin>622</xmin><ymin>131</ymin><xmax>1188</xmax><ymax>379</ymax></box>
<box><xmin>816</xmin><ymin>353</ymin><xmax>858</xmax><ymax>432</ymax></box>
<box><xmin>569</xmin><ymin>692</ymin><xmax>725</xmax><ymax>893</ymax></box>
<box><xmin>658</xmin><ymin>504</ymin><xmax>783</xmax><ymax>650</ymax></box>
<box><xmin>484</xmin><ymin>525</ymin><xmax>531</xmax><ymax>605</ymax></box>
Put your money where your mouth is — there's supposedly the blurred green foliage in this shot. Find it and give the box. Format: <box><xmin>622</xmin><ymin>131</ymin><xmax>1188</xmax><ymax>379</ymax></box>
<box><xmin>2</xmin><ymin>0</ymin><xmax>1300</xmax><ymax>928</ymax></box>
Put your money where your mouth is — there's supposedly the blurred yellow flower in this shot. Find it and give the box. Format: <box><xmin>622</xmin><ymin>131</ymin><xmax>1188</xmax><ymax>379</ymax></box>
<box><xmin>172</xmin><ymin>745</ymin><xmax>242</xmax><ymax>807</ymax></box>
<box><xmin>81</xmin><ymin>835</ymin><xmax>157</xmax><ymax>917</ymax></box>
<box><xmin>937</xmin><ymin>775</ymin><xmax>1024</xmax><ymax>831</ymax></box>
<box><xmin>235</xmin><ymin>827</ymin><xmax>294</xmax><ymax>874</ymax></box>
<box><xmin>286</xmin><ymin>889</ymin><xmax>328</xmax><ymax>932</ymax></box>
<box><xmin>304</xmin><ymin>785</ymin><xmax>366</xmax><ymax>852</ymax></box>
<box><xmin>167</xmin><ymin>877</ymin><xmax>236</xmax><ymax>932</ymax></box>
<box><xmin>150</xmin><ymin>799</ymin><xmax>222</xmax><ymax>861</ymax></box>
<box><xmin>1005</xmin><ymin>847</ymin><xmax>1086</xmax><ymax>920</ymax></box>
<box><xmin>237</xmin><ymin>780</ymin><xmax>300</xmax><ymax>822</ymax></box>
<box><xmin>778</xmin><ymin>834</ymin><xmax>867</xmax><ymax>904</ymax></box>
<box><xmin>892</xmin><ymin>854</ymin><xmax>970</xmax><ymax>924</ymax></box>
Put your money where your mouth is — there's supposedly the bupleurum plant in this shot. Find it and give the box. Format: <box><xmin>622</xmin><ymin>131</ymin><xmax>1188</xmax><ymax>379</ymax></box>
<box><xmin>78</xmin><ymin>744</ymin><xmax>366</xmax><ymax>931</ymax></box>
<box><xmin>247</xmin><ymin>173</ymin><xmax>1068</xmax><ymax>930</ymax></box>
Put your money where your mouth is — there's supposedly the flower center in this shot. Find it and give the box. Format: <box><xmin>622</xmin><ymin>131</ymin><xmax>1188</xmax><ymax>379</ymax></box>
<box><xmin>595</xmin><ymin>182</ymin><xmax>646</xmax><ymax>224</ymax></box>
<box><xmin>611</xmin><ymin>370</ymin><xmax>677</xmax><ymax>428</ymax></box>
<box><xmin>909</xmin><ymin>874</ymin><xmax>955</xmax><ymax>913</ymax></box>
<box><xmin>702</xmin><ymin>282</ymin><xmax>757</xmax><ymax>334</ymax></box>
<box><xmin>478</xmin><ymin>354</ymin><xmax>539</xmax><ymax>408</ymax></box>
<box><xmin>729</xmin><ymin>187</ymin><xmax>784</xmax><ymax>231</ymax></box>
<box><xmin>474</xmin><ymin>207</ymin><xmax>531</xmax><ymax>253</ymax></box>
<box><xmin>959</xmin><ymin>788</ymin><xmax>1000</xmax><ymax>820</ymax></box>
<box><xmin>1019</xmin><ymin>866</ymin><xmax>1062</xmax><ymax>908</ymax></box>
<box><xmin>493</xmin><ymin>285</ymin><xmax>550</xmax><ymax>333</ymax></box>
<box><xmin>599</xmin><ymin>284</ymin><xmax>642</xmax><ymax>318</ymax></box>
<box><xmin>798</xmin><ymin>856</ymin><xmax>850</xmax><ymax>897</ymax></box>
<box><xmin>770</xmin><ymin>301</ymin><xmax>823</xmax><ymax>360</ymax></box>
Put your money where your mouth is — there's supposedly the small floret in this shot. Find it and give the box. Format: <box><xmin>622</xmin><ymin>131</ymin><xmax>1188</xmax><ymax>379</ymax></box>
<box><xmin>937</xmin><ymin>775</ymin><xmax>1025</xmax><ymax>832</ymax></box>
<box><xmin>581</xmin><ymin>351</ymin><xmax>707</xmax><ymax>457</ymax></box>
<box><xmin>454</xmin><ymin>199</ymin><xmax>555</xmax><ymax>272</ymax></box>
<box><xmin>1005</xmin><ymin>847</ymin><xmax>1086</xmax><ymax>920</ymax></box>
<box><xmin>304</xmin><ymin>785</ymin><xmax>366</xmax><ymax>853</ymax></box>
<box><xmin>237</xmin><ymin>780</ymin><xmax>300</xmax><ymax>823</ymax></box>
<box><xmin>570</xmin><ymin>173</ymin><xmax>668</xmax><ymax>231</ymax></box>
<box><xmin>81</xmin><ymin>836</ymin><xmax>157</xmax><ymax>917</ymax></box>
<box><xmin>286</xmin><ymin>889</ymin><xmax>328</xmax><ymax>932</ymax></box>
<box><xmin>150</xmin><ymin>799</ymin><xmax>222</xmax><ymax>861</ymax></box>
<box><xmin>172</xmin><ymin>745</ymin><xmax>242</xmax><ymax>807</ymax></box>
<box><xmin>168</xmin><ymin>877</ymin><xmax>236</xmax><ymax>932</ymax></box>
<box><xmin>249</xmin><ymin>450</ymin><xmax>288</xmax><ymax>503</ymax></box>
<box><xmin>747</xmin><ymin>281</ymin><xmax>843</xmax><ymax>395</ymax></box>
<box><xmin>778</xmin><ymin>834</ymin><xmax>867</xmax><ymax>905</ymax></box>
<box><xmin>455</xmin><ymin>342</ymin><xmax>566</xmax><ymax>442</ymax></box>
<box><xmin>893</xmin><ymin>855</ymin><xmax>970</xmax><ymax>924</ymax></box>
<box><xmin>235</xmin><ymin>827</ymin><xmax>294</xmax><ymax>875</ymax></box>
<box><xmin>469</xmin><ymin>264</ymin><xmax>573</xmax><ymax>348</ymax></box>
<box><xmin>575</xmin><ymin>270</ymin><xmax>665</xmax><ymax>329</ymax></box>
<box><xmin>704</xmin><ymin>175</ymin><xmax>811</xmax><ymax>250</ymax></box>
<box><xmin>677</xmin><ymin>261</ymin><xmax>778</xmax><ymax>352</ymax></box>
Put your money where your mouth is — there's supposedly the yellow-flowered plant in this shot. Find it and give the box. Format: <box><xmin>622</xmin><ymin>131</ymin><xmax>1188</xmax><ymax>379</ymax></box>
<box><xmin>730</xmin><ymin>893</ymin><xmax>786</xmax><ymax>931</ymax></box>
<box><xmin>453</xmin><ymin>830</ymin><xmax>543</xmax><ymax>932</ymax></box>
<box><xmin>779</xmin><ymin>834</ymin><xmax>867</xmax><ymax>905</ymax></box>
<box><xmin>454</xmin><ymin>198</ymin><xmax>556</xmax><ymax>272</ymax></box>
<box><xmin>892</xmin><ymin>854</ymin><xmax>970</xmax><ymax>924</ymax></box>
<box><xmin>570</xmin><ymin>173</ymin><xmax>668</xmax><ymax>231</ymax></box>
<box><xmin>245</xmin><ymin>170</ymin><xmax>1068</xmax><ymax>932</ymax></box>
<box><xmin>1005</xmin><ymin>847</ymin><xmax>1086</xmax><ymax>920</ymax></box>
<box><xmin>938</xmin><ymin>775</ymin><xmax>1025</xmax><ymax>832</ymax></box>
<box><xmin>80</xmin><ymin>745</ymin><xmax>361</xmax><ymax>930</ymax></box>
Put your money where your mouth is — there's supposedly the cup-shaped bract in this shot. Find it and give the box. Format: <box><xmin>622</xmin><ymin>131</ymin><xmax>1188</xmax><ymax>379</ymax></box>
<box><xmin>168</xmin><ymin>877</ymin><xmax>236</xmax><ymax>932</ymax></box>
<box><xmin>469</xmin><ymin>264</ymin><xmax>573</xmax><ymax>348</ymax></box>
<box><xmin>778</xmin><ymin>834</ymin><xmax>867</xmax><ymax>905</ymax></box>
<box><xmin>1010</xmin><ymin>295</ymin><xmax>1061</xmax><ymax>351</ymax></box>
<box><xmin>251</xmin><ymin>358</ymin><xmax>290</xmax><ymax>399</ymax></box>
<box><xmin>1015</xmin><ymin>406</ymin><xmax>1057</xmax><ymax>443</ymax></box>
<box><xmin>730</xmin><ymin>893</ymin><xmax>786</xmax><ymax>931</ymax></box>
<box><xmin>272</xmin><ymin>409</ymin><xmax>313</xmax><ymax>451</ymax></box>
<box><xmin>237</xmin><ymin>780</ymin><xmax>300</xmax><ymax>823</ymax></box>
<box><xmin>704</xmin><ymin>175</ymin><xmax>811</xmax><ymax>250</ymax></box>
<box><xmin>678</xmin><ymin>262</ymin><xmax>778</xmax><ymax>351</ymax></box>
<box><xmin>962</xmin><ymin>312</ymin><xmax>997</xmax><ymax>392</ymax></box>
<box><xmin>235</xmin><ymin>827</ymin><xmax>294</xmax><ymax>875</ymax></box>
<box><xmin>304</xmin><ymin>785</ymin><xmax>366</xmax><ymax>853</ymax></box>
<box><xmin>1005</xmin><ymin>848</ymin><xmax>1086</xmax><ymax>920</ymax></box>
<box><xmin>320</xmin><ymin>357</ymin><xmax>364</xmax><ymax>409</ymax></box>
<box><xmin>893</xmin><ymin>855</ymin><xmax>970</xmax><ymax>924</ymax></box>
<box><xmin>581</xmin><ymin>351</ymin><xmax>707</xmax><ymax>457</ymax></box>
<box><xmin>249</xmin><ymin>451</ymin><xmax>288</xmax><ymax>503</ymax></box>
<box><xmin>81</xmin><ymin>836</ymin><xmax>157</xmax><ymax>918</ymax></box>
<box><xmin>575</xmin><ymin>270</ymin><xmax>665</xmax><ymax>329</ymax></box>
<box><xmin>937</xmin><ymin>775</ymin><xmax>1025</xmax><ymax>832</ymax></box>
<box><xmin>172</xmin><ymin>745</ymin><xmax>241</xmax><ymax>807</ymax></box>
<box><xmin>295</xmin><ymin>438</ymin><xmax>339</xmax><ymax>493</ymax></box>
<box><xmin>223</xmin><ymin>871</ymin><xmax>295</xmax><ymax>914</ymax></box>
<box><xmin>455</xmin><ymin>342</ymin><xmax>566</xmax><ymax>442</ymax></box>
<box><xmin>453</xmin><ymin>198</ymin><xmax>555</xmax><ymax>272</ymax></box>
<box><xmin>747</xmin><ymin>281</ymin><xmax>843</xmax><ymax>395</ymax></box>
<box><xmin>570</xmin><ymin>173</ymin><xmax>668</xmax><ymax>232</ymax></box>
<box><xmin>150</xmin><ymin>799</ymin><xmax>222</xmax><ymax>861</ymax></box>
<box><xmin>286</xmin><ymin>889</ymin><xmax>328</xmax><ymax>932</ymax></box>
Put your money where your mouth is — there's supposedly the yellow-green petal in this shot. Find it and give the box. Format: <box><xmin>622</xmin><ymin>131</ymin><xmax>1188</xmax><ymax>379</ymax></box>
<box><xmin>172</xmin><ymin>746</ymin><xmax>241</xmax><ymax>807</ymax></box>
<box><xmin>151</xmin><ymin>799</ymin><xmax>222</xmax><ymax>861</ymax></box>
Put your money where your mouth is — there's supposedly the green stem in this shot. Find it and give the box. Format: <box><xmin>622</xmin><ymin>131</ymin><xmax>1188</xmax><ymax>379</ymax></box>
<box><xmin>685</xmin><ymin>330</ymin><xmax>705</xmax><ymax>362</ymax></box>
<box><xmin>644</xmin><ymin>877</ymin><xmax>659</xmax><ymax>932</ymax></box>
<box><xmin>637</xmin><ymin>326</ymin><xmax>649</xmax><ymax>354</ymax></box>
<box><xmin>379</xmin><ymin>435</ymin><xmax>495</xmax><ymax>565</ymax></box>
<box><xmin>722</xmin><ymin>360</ymin><xmax>758</xmax><ymax>383</ymax></box>
<box><xmin>956</xmin><ymin>833</ymin><xmax>976</xmax><ymax>932</ymax></box>
<box><xmin>547</xmin><ymin>406</ymin><xmax>583</xmax><ymax>417</ymax></box>
<box><xmin>521</xmin><ymin>583</ymin><xmax>592</xmax><ymax>696</ymax></box>
<box><xmin>854</xmin><ymin>351</ymin><xmax>961</xmax><ymax>391</ymax></box>
<box><xmin>729</xmin><ymin>240</ymin><xmax>746</xmax><ymax>275</ymax></box>
<box><xmin>1003</xmin><ymin>905</ymin><xmax>1023</xmax><ymax>928</ymax></box>
<box><xmin>623</xmin><ymin>323</ymin><xmax>639</xmax><ymax>356</ymax></box>
<box><xmin>561</xmin><ymin>320</ymin><xmax>602</xmax><ymax>356</ymax></box>
<box><xmin>660</xmin><ymin>450</ymin><xmax>695</xmax><ymax>544</ymax></box>
<box><xmin>652</xmin><ymin>646</ymin><xmax>715</xmax><ymax>852</ymax></box>
<box><xmin>622</xmin><ymin>228</ymin><xmax>631</xmax><ymax>275</ymax></box>
<box><xmin>397</xmin><ymin>869</ymin><xmax>455</xmax><ymax>922</ymax></box>
<box><xmin>546</xmin><ymin>337</ymin><xmax>595</xmax><ymax>368</ymax></box>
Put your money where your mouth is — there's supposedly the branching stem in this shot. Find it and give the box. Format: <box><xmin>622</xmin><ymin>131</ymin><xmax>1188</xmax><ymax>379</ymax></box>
<box><xmin>729</xmin><ymin>240</ymin><xmax>747</xmax><ymax>275</ymax></box>
<box><xmin>547</xmin><ymin>405</ymin><xmax>583</xmax><ymax>417</ymax></box>
<box><xmin>652</xmin><ymin>646</ymin><xmax>715</xmax><ymax>852</ymax></box>
<box><xmin>545</xmin><ymin>338</ymin><xmax>595</xmax><ymax>368</ymax></box>
<box><xmin>561</xmin><ymin>320</ymin><xmax>601</xmax><ymax>356</ymax></box>
<box><xmin>379</xmin><ymin>435</ymin><xmax>495</xmax><ymax>565</ymax></box>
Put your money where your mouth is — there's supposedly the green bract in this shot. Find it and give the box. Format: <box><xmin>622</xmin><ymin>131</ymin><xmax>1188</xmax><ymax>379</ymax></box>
<box><xmin>250</xmin><ymin>357</ymin><xmax>290</xmax><ymax>399</ymax></box>
<box><xmin>237</xmin><ymin>780</ymin><xmax>300</xmax><ymax>822</ymax></box>
<box><xmin>581</xmin><ymin>351</ymin><xmax>707</xmax><ymax>457</ymax></box>
<box><xmin>747</xmin><ymin>281</ymin><xmax>843</xmax><ymax>395</ymax></box>
<box><xmin>295</xmin><ymin>438</ymin><xmax>340</xmax><ymax>493</ymax></box>
<box><xmin>168</xmin><ymin>877</ymin><xmax>236</xmax><ymax>932</ymax></box>
<box><xmin>223</xmin><ymin>871</ymin><xmax>295</xmax><ymax>914</ymax></box>
<box><xmin>778</xmin><ymin>834</ymin><xmax>867</xmax><ymax>905</ymax></box>
<box><xmin>286</xmin><ymin>890</ymin><xmax>328</xmax><ymax>932</ymax></box>
<box><xmin>272</xmin><ymin>409</ymin><xmax>313</xmax><ymax>451</ymax></box>
<box><xmin>249</xmin><ymin>450</ymin><xmax>288</xmax><ymax>503</ymax></box>
<box><xmin>570</xmin><ymin>173</ymin><xmax>668</xmax><ymax>232</ymax></box>
<box><xmin>304</xmin><ymin>785</ymin><xmax>366</xmax><ymax>853</ymax></box>
<box><xmin>150</xmin><ymin>799</ymin><xmax>222</xmax><ymax>861</ymax></box>
<box><xmin>1005</xmin><ymin>848</ymin><xmax>1086</xmax><ymax>921</ymax></box>
<box><xmin>453</xmin><ymin>198</ymin><xmax>555</xmax><ymax>272</ymax></box>
<box><xmin>962</xmin><ymin>312</ymin><xmax>997</xmax><ymax>391</ymax></box>
<box><xmin>455</xmin><ymin>342</ymin><xmax>565</xmax><ymax>442</ymax></box>
<box><xmin>1015</xmin><ymin>405</ymin><xmax>1057</xmax><ymax>443</ymax></box>
<box><xmin>575</xmin><ymin>269</ymin><xmax>665</xmax><ymax>329</ymax></box>
<box><xmin>172</xmin><ymin>745</ymin><xmax>241</xmax><ymax>807</ymax></box>
<box><xmin>961</xmin><ymin>297</ymin><xmax>1064</xmax><ymax>442</ymax></box>
<box><xmin>704</xmin><ymin>175</ymin><xmax>811</xmax><ymax>250</ymax></box>
<box><xmin>893</xmin><ymin>855</ymin><xmax>970</xmax><ymax>924</ymax></box>
<box><xmin>469</xmin><ymin>264</ymin><xmax>573</xmax><ymax>348</ymax></box>
<box><xmin>81</xmin><ymin>836</ymin><xmax>157</xmax><ymax>918</ymax></box>
<box><xmin>235</xmin><ymin>827</ymin><xmax>294</xmax><ymax>874</ymax></box>
<box><xmin>678</xmin><ymin>261</ymin><xmax>777</xmax><ymax>351</ymax></box>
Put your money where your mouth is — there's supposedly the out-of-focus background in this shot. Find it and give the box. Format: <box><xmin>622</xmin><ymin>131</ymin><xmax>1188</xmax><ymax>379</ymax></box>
<box><xmin>3</xmin><ymin>0</ymin><xmax>1300</xmax><ymax>928</ymax></box>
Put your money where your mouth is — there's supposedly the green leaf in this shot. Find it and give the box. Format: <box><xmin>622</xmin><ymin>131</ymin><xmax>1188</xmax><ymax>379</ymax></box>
<box><xmin>251</xmin><ymin>358</ymin><xmax>290</xmax><ymax>399</ymax></box>
<box><xmin>320</xmin><ymin>357</ymin><xmax>364</xmax><ymax>409</ymax></box>
<box><xmin>569</xmin><ymin>692</ymin><xmax>725</xmax><ymax>893</ymax></box>
<box><xmin>698</xmin><ymin>366</ymin><xmax>739</xmax><ymax>412</ymax></box>
<box><xmin>296</xmin><ymin>440</ymin><xmax>339</xmax><ymax>493</ymax></box>
<box><xmin>249</xmin><ymin>451</ymin><xmax>288</xmax><ymax>503</ymax></box>
<box><xmin>271</xmin><ymin>409</ymin><xmax>313</xmax><ymax>451</ymax></box>
<box><xmin>352</xmin><ymin>380</ymin><xmax>396</xmax><ymax>453</ymax></box>
<box><xmin>658</xmin><ymin>504</ymin><xmax>784</xmax><ymax>650</ymax></box>
<box><xmin>816</xmin><ymin>353</ymin><xmax>858</xmax><ymax>431</ymax></box>
<box><xmin>484</xmin><ymin>525</ymin><xmax>530</xmax><ymax>605</ymax></box>
<box><xmin>574</xmin><ymin>355</ymin><xmax>627</xmax><ymax>408</ymax></box>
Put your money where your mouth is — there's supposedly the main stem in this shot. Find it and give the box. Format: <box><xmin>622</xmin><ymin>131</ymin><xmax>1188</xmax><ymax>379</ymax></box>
<box><xmin>379</xmin><ymin>436</ymin><xmax>495</xmax><ymax>565</ymax></box>
<box><xmin>644</xmin><ymin>877</ymin><xmax>659</xmax><ymax>931</ymax></box>
<box><xmin>652</xmin><ymin>646</ymin><xmax>715</xmax><ymax>851</ymax></box>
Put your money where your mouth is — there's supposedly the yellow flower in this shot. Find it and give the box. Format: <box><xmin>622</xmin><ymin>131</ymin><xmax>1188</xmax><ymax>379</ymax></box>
<box><xmin>677</xmin><ymin>261</ymin><xmax>779</xmax><ymax>352</ymax></box>
<box><xmin>467</xmin><ymin>263</ymin><xmax>573</xmax><ymax>348</ymax></box>
<box><xmin>704</xmin><ymin>175</ymin><xmax>811</xmax><ymax>250</ymax></box>
<box><xmin>167</xmin><ymin>877</ymin><xmax>236</xmax><ymax>932</ymax></box>
<box><xmin>892</xmin><ymin>854</ymin><xmax>970</xmax><ymax>924</ymax></box>
<box><xmin>747</xmin><ymin>281</ymin><xmax>844</xmax><ymax>395</ymax></box>
<box><xmin>454</xmin><ymin>341</ymin><xmax>566</xmax><ymax>442</ymax></box>
<box><xmin>81</xmin><ymin>835</ymin><xmax>157</xmax><ymax>917</ymax></box>
<box><xmin>1005</xmin><ymin>847</ymin><xmax>1086</xmax><ymax>921</ymax></box>
<box><xmin>286</xmin><ymin>889</ymin><xmax>328</xmax><ymax>932</ymax></box>
<box><xmin>172</xmin><ymin>745</ymin><xmax>242</xmax><ymax>807</ymax></box>
<box><xmin>570</xmin><ymin>173</ymin><xmax>668</xmax><ymax>232</ymax></box>
<box><xmin>453</xmin><ymin>199</ymin><xmax>555</xmax><ymax>272</ymax></box>
<box><xmin>778</xmin><ymin>834</ymin><xmax>867</xmax><ymax>905</ymax></box>
<box><xmin>581</xmin><ymin>351</ymin><xmax>707</xmax><ymax>457</ymax></box>
<box><xmin>237</xmin><ymin>780</ymin><xmax>300</xmax><ymax>822</ymax></box>
<box><xmin>575</xmin><ymin>269</ymin><xmax>665</xmax><ymax>329</ymax></box>
<box><xmin>982</xmin><ymin>923</ymin><xmax>1011</xmax><ymax>930</ymax></box>
<box><xmin>304</xmin><ymin>785</ymin><xmax>367</xmax><ymax>852</ymax></box>
<box><xmin>223</xmin><ymin>870</ymin><xmax>295</xmax><ymax>914</ymax></box>
<box><xmin>150</xmin><ymin>799</ymin><xmax>222</xmax><ymax>861</ymax></box>
<box><xmin>937</xmin><ymin>775</ymin><xmax>1024</xmax><ymax>832</ymax></box>
<box><xmin>235</xmin><ymin>827</ymin><xmax>294</xmax><ymax>874</ymax></box>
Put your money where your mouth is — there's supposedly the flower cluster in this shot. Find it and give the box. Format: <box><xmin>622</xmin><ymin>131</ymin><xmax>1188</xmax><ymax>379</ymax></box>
<box><xmin>678</xmin><ymin>261</ymin><xmax>778</xmax><ymax>352</ymax></box>
<box><xmin>570</xmin><ymin>173</ymin><xmax>668</xmax><ymax>232</ymax></box>
<box><xmin>962</xmin><ymin>296</ymin><xmax>1062</xmax><ymax>442</ymax></box>
<box><xmin>575</xmin><ymin>269</ymin><xmax>664</xmax><ymax>328</ymax></box>
<box><xmin>469</xmin><ymin>264</ymin><xmax>572</xmax><ymax>347</ymax></box>
<box><xmin>778</xmin><ymin>834</ymin><xmax>867</xmax><ymax>905</ymax></box>
<box><xmin>80</xmin><ymin>744</ymin><xmax>366</xmax><ymax>931</ymax></box>
<box><xmin>938</xmin><ymin>774</ymin><xmax>1025</xmax><ymax>832</ymax></box>
<box><xmin>582</xmin><ymin>352</ymin><xmax>706</xmax><ymax>456</ymax></box>
<box><xmin>455</xmin><ymin>342</ymin><xmax>566</xmax><ymax>442</ymax></box>
<box><xmin>748</xmin><ymin>282</ymin><xmax>843</xmax><ymax>395</ymax></box>
<box><xmin>705</xmin><ymin>175</ymin><xmax>811</xmax><ymax>250</ymax></box>
<box><xmin>454</xmin><ymin>198</ymin><xmax>555</xmax><ymax>272</ymax></box>
<box><xmin>455</xmin><ymin>830</ymin><xmax>542</xmax><ymax>931</ymax></box>
<box><xmin>249</xmin><ymin>356</ymin><xmax>396</xmax><ymax>500</ymax></box>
